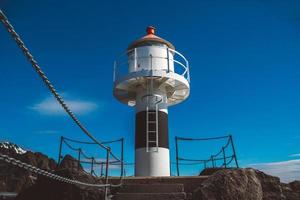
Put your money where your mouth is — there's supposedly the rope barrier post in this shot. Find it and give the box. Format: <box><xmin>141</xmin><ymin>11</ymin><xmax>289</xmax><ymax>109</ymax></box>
<box><xmin>203</xmin><ymin>160</ymin><xmax>207</xmax><ymax>169</ymax></box>
<box><xmin>222</xmin><ymin>147</ymin><xmax>226</xmax><ymax>168</ymax></box>
<box><xmin>91</xmin><ymin>157</ymin><xmax>94</xmax><ymax>175</ymax></box>
<box><xmin>100</xmin><ymin>162</ymin><xmax>104</xmax><ymax>177</ymax></box>
<box><xmin>229</xmin><ymin>135</ymin><xmax>239</xmax><ymax>168</ymax></box>
<box><xmin>57</xmin><ymin>136</ymin><xmax>63</xmax><ymax>166</ymax></box>
<box><xmin>77</xmin><ymin>148</ymin><xmax>81</xmax><ymax>171</ymax></box>
<box><xmin>175</xmin><ymin>136</ymin><xmax>180</xmax><ymax>176</ymax></box>
<box><xmin>121</xmin><ymin>138</ymin><xmax>124</xmax><ymax>178</ymax></box>
<box><xmin>104</xmin><ymin>148</ymin><xmax>110</xmax><ymax>200</ymax></box>
<box><xmin>211</xmin><ymin>155</ymin><xmax>215</xmax><ymax>168</ymax></box>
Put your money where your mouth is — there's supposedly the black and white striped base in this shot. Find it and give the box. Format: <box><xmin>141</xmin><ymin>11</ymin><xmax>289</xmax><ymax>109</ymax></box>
<box><xmin>134</xmin><ymin>109</ymin><xmax>170</xmax><ymax>176</ymax></box>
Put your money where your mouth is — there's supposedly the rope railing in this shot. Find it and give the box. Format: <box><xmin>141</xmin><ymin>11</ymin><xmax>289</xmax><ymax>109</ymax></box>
<box><xmin>63</xmin><ymin>136</ymin><xmax>123</xmax><ymax>145</ymax></box>
<box><xmin>0</xmin><ymin>9</ymin><xmax>125</xmax><ymax>198</ymax></box>
<box><xmin>58</xmin><ymin>136</ymin><xmax>125</xmax><ymax>179</ymax></box>
<box><xmin>175</xmin><ymin>134</ymin><xmax>239</xmax><ymax>176</ymax></box>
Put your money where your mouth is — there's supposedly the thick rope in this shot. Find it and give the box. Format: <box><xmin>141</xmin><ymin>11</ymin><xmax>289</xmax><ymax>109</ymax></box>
<box><xmin>0</xmin><ymin>9</ymin><xmax>121</xmax><ymax>162</ymax></box>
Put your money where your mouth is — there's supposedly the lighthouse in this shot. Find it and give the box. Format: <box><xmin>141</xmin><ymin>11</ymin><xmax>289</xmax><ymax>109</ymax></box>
<box><xmin>113</xmin><ymin>26</ymin><xmax>190</xmax><ymax>176</ymax></box>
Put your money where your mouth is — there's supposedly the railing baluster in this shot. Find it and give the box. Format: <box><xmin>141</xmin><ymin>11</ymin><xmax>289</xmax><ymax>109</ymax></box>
<box><xmin>77</xmin><ymin>148</ymin><xmax>81</xmax><ymax>171</ymax></box>
<box><xmin>57</xmin><ymin>136</ymin><xmax>63</xmax><ymax>166</ymax></box>
<box><xmin>91</xmin><ymin>157</ymin><xmax>94</xmax><ymax>175</ymax></box>
<box><xmin>104</xmin><ymin>148</ymin><xmax>110</xmax><ymax>200</ymax></box>
<box><xmin>121</xmin><ymin>138</ymin><xmax>124</xmax><ymax>178</ymax></box>
<box><xmin>222</xmin><ymin>147</ymin><xmax>226</xmax><ymax>168</ymax></box>
<box><xmin>175</xmin><ymin>137</ymin><xmax>180</xmax><ymax>176</ymax></box>
<box><xmin>229</xmin><ymin>135</ymin><xmax>239</xmax><ymax>168</ymax></box>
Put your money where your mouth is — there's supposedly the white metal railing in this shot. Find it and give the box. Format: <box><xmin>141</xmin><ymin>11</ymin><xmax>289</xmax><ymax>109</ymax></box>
<box><xmin>113</xmin><ymin>46</ymin><xmax>190</xmax><ymax>83</ymax></box>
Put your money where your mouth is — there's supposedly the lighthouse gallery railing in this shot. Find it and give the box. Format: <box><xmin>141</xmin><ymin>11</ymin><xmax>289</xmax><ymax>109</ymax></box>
<box><xmin>113</xmin><ymin>46</ymin><xmax>190</xmax><ymax>83</ymax></box>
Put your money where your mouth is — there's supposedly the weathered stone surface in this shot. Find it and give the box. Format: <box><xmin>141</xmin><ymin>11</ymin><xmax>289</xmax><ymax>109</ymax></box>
<box><xmin>255</xmin><ymin>170</ymin><xmax>283</xmax><ymax>200</ymax></box>
<box><xmin>193</xmin><ymin>168</ymin><xmax>300</xmax><ymax>200</ymax></box>
<box><xmin>281</xmin><ymin>181</ymin><xmax>300</xmax><ymax>200</ymax></box>
<box><xmin>0</xmin><ymin>142</ymin><xmax>56</xmax><ymax>193</ymax></box>
<box><xmin>199</xmin><ymin>168</ymin><xmax>225</xmax><ymax>176</ymax></box>
<box><xmin>193</xmin><ymin>168</ymin><xmax>263</xmax><ymax>200</ymax></box>
<box><xmin>16</xmin><ymin>155</ymin><xmax>106</xmax><ymax>200</ymax></box>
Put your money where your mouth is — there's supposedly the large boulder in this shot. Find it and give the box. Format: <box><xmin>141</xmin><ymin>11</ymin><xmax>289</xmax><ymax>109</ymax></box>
<box><xmin>193</xmin><ymin>168</ymin><xmax>300</xmax><ymax>200</ymax></box>
<box><xmin>281</xmin><ymin>181</ymin><xmax>300</xmax><ymax>200</ymax></box>
<box><xmin>193</xmin><ymin>168</ymin><xmax>263</xmax><ymax>200</ymax></box>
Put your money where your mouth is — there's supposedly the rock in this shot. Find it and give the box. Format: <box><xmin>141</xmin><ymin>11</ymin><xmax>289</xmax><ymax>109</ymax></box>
<box><xmin>16</xmin><ymin>154</ymin><xmax>106</xmax><ymax>200</ymax></box>
<box><xmin>193</xmin><ymin>168</ymin><xmax>263</xmax><ymax>200</ymax></box>
<box><xmin>0</xmin><ymin>142</ymin><xmax>56</xmax><ymax>193</ymax></box>
<box><xmin>254</xmin><ymin>170</ymin><xmax>283</xmax><ymax>200</ymax></box>
<box><xmin>199</xmin><ymin>168</ymin><xmax>227</xmax><ymax>176</ymax></box>
<box><xmin>281</xmin><ymin>181</ymin><xmax>300</xmax><ymax>200</ymax></box>
<box><xmin>193</xmin><ymin>168</ymin><xmax>300</xmax><ymax>200</ymax></box>
<box><xmin>289</xmin><ymin>181</ymin><xmax>300</xmax><ymax>192</ymax></box>
<box><xmin>57</xmin><ymin>154</ymin><xmax>83</xmax><ymax>172</ymax></box>
<box><xmin>0</xmin><ymin>142</ymin><xmax>27</xmax><ymax>156</ymax></box>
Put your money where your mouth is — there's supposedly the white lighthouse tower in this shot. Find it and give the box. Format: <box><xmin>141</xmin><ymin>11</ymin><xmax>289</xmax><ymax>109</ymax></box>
<box><xmin>113</xmin><ymin>26</ymin><xmax>190</xmax><ymax>176</ymax></box>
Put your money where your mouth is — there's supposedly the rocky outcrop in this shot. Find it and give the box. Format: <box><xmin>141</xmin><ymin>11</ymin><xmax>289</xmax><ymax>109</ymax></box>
<box><xmin>281</xmin><ymin>181</ymin><xmax>300</xmax><ymax>200</ymax></box>
<box><xmin>16</xmin><ymin>155</ymin><xmax>106</xmax><ymax>200</ymax></box>
<box><xmin>0</xmin><ymin>142</ymin><xmax>56</xmax><ymax>193</ymax></box>
<box><xmin>193</xmin><ymin>168</ymin><xmax>300</xmax><ymax>200</ymax></box>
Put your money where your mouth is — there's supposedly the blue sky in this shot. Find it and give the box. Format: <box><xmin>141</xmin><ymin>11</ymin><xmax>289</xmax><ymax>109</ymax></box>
<box><xmin>1</xmin><ymin>0</ymin><xmax>300</xmax><ymax>181</ymax></box>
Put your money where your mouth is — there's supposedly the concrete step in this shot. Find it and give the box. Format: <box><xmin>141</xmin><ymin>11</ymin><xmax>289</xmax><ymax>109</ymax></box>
<box><xmin>113</xmin><ymin>192</ymin><xmax>187</xmax><ymax>200</ymax></box>
<box><xmin>119</xmin><ymin>184</ymin><xmax>184</xmax><ymax>193</ymax></box>
<box><xmin>109</xmin><ymin>176</ymin><xmax>209</xmax><ymax>193</ymax></box>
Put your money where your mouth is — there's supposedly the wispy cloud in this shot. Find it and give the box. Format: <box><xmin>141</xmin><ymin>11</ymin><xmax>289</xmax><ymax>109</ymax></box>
<box><xmin>35</xmin><ymin>130</ymin><xmax>59</xmax><ymax>135</ymax></box>
<box><xmin>248</xmin><ymin>159</ymin><xmax>300</xmax><ymax>183</ymax></box>
<box><xmin>289</xmin><ymin>154</ymin><xmax>300</xmax><ymax>158</ymax></box>
<box><xmin>29</xmin><ymin>95</ymin><xmax>99</xmax><ymax>115</ymax></box>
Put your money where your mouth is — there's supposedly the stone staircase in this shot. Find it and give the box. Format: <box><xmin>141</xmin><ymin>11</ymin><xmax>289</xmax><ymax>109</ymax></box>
<box><xmin>111</xmin><ymin>176</ymin><xmax>208</xmax><ymax>200</ymax></box>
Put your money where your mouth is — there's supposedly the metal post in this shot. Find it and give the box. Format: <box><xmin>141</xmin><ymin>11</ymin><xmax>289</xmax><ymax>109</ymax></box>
<box><xmin>134</xmin><ymin>48</ymin><xmax>137</xmax><ymax>70</ymax></box>
<box><xmin>91</xmin><ymin>157</ymin><xmax>94</xmax><ymax>175</ymax></box>
<box><xmin>100</xmin><ymin>162</ymin><xmax>104</xmax><ymax>177</ymax></box>
<box><xmin>104</xmin><ymin>148</ymin><xmax>110</xmax><ymax>200</ymax></box>
<box><xmin>121</xmin><ymin>138</ymin><xmax>124</xmax><ymax>178</ymax></box>
<box><xmin>222</xmin><ymin>147</ymin><xmax>227</xmax><ymax>168</ymax></box>
<box><xmin>57</xmin><ymin>136</ymin><xmax>63</xmax><ymax>166</ymax></box>
<box><xmin>175</xmin><ymin>137</ymin><xmax>180</xmax><ymax>176</ymax></box>
<box><xmin>229</xmin><ymin>135</ymin><xmax>239</xmax><ymax>168</ymax></box>
<box><xmin>211</xmin><ymin>156</ymin><xmax>215</xmax><ymax>168</ymax></box>
<box><xmin>203</xmin><ymin>161</ymin><xmax>207</xmax><ymax>169</ymax></box>
<box><xmin>77</xmin><ymin>148</ymin><xmax>81</xmax><ymax>171</ymax></box>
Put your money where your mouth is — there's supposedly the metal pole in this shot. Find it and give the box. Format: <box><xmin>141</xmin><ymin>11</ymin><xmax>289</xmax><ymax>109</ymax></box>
<box><xmin>204</xmin><ymin>161</ymin><xmax>207</xmax><ymax>169</ymax></box>
<box><xmin>222</xmin><ymin>147</ymin><xmax>227</xmax><ymax>168</ymax></box>
<box><xmin>100</xmin><ymin>162</ymin><xmax>104</xmax><ymax>177</ymax></box>
<box><xmin>104</xmin><ymin>148</ymin><xmax>110</xmax><ymax>200</ymax></box>
<box><xmin>77</xmin><ymin>148</ymin><xmax>81</xmax><ymax>171</ymax></box>
<box><xmin>121</xmin><ymin>138</ymin><xmax>124</xmax><ymax>178</ymax></box>
<box><xmin>211</xmin><ymin>156</ymin><xmax>215</xmax><ymax>168</ymax></box>
<box><xmin>229</xmin><ymin>135</ymin><xmax>239</xmax><ymax>168</ymax></box>
<box><xmin>134</xmin><ymin>48</ymin><xmax>137</xmax><ymax>70</ymax></box>
<box><xmin>57</xmin><ymin>136</ymin><xmax>63</xmax><ymax>166</ymax></box>
<box><xmin>91</xmin><ymin>157</ymin><xmax>94</xmax><ymax>175</ymax></box>
<box><xmin>175</xmin><ymin>137</ymin><xmax>180</xmax><ymax>176</ymax></box>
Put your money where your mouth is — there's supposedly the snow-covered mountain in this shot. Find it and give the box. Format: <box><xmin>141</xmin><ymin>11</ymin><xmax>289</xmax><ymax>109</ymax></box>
<box><xmin>0</xmin><ymin>141</ymin><xmax>27</xmax><ymax>154</ymax></box>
